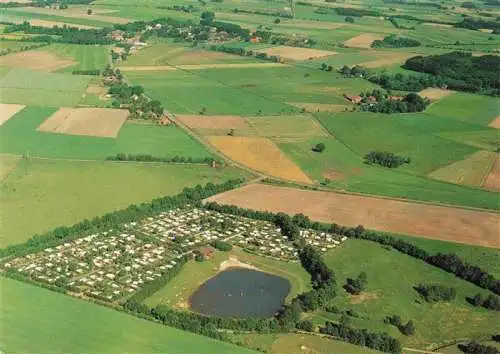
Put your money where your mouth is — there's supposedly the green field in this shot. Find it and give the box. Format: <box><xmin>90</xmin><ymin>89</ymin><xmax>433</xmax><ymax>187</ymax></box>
<box><xmin>0</xmin><ymin>68</ymin><xmax>90</xmax><ymax>107</ymax></box>
<box><xmin>0</xmin><ymin>155</ymin><xmax>250</xmax><ymax>247</ymax></box>
<box><xmin>45</xmin><ymin>44</ymin><xmax>111</xmax><ymax>72</ymax></box>
<box><xmin>0</xmin><ymin>107</ymin><xmax>212</xmax><ymax>160</ymax></box>
<box><xmin>145</xmin><ymin>246</ymin><xmax>311</xmax><ymax>308</ymax></box>
<box><xmin>278</xmin><ymin>136</ymin><xmax>499</xmax><ymax>210</ymax></box>
<box><xmin>1</xmin><ymin>277</ymin><xmax>255</xmax><ymax>353</ymax></box>
<box><xmin>314</xmin><ymin>239</ymin><xmax>499</xmax><ymax>348</ymax></box>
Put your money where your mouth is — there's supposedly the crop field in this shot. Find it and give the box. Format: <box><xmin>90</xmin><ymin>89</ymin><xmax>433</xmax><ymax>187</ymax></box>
<box><xmin>0</xmin><ymin>157</ymin><xmax>250</xmax><ymax>247</ymax></box>
<box><xmin>343</xmin><ymin>34</ymin><xmax>385</xmax><ymax>48</ymax></box>
<box><xmin>44</xmin><ymin>44</ymin><xmax>110</xmax><ymax>73</ymax></box>
<box><xmin>1</xmin><ymin>277</ymin><xmax>253</xmax><ymax>354</ymax></box>
<box><xmin>259</xmin><ymin>46</ymin><xmax>337</xmax><ymax>61</ymax></box>
<box><xmin>418</xmin><ymin>88</ymin><xmax>455</xmax><ymax>101</ymax></box>
<box><xmin>0</xmin><ymin>107</ymin><xmax>211</xmax><ymax>160</ymax></box>
<box><xmin>0</xmin><ymin>68</ymin><xmax>90</xmax><ymax>107</ymax></box>
<box><xmin>246</xmin><ymin>115</ymin><xmax>328</xmax><ymax>139</ymax></box>
<box><xmin>0</xmin><ymin>103</ymin><xmax>25</xmax><ymax>126</ymax></box>
<box><xmin>176</xmin><ymin>114</ymin><xmax>250</xmax><ymax>131</ymax></box>
<box><xmin>37</xmin><ymin>107</ymin><xmax>129</xmax><ymax>138</ymax></box>
<box><xmin>484</xmin><ymin>156</ymin><xmax>500</xmax><ymax>192</ymax></box>
<box><xmin>206</xmin><ymin>183</ymin><xmax>500</xmax><ymax>248</ymax></box>
<box><xmin>0</xmin><ymin>51</ymin><xmax>76</xmax><ymax>72</ymax></box>
<box><xmin>207</xmin><ymin>136</ymin><xmax>312</xmax><ymax>183</ymax></box>
<box><xmin>428</xmin><ymin>150</ymin><xmax>496</xmax><ymax>188</ymax></box>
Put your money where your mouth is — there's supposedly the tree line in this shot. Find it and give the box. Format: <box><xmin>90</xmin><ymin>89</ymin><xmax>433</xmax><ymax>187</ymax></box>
<box><xmin>467</xmin><ymin>293</ymin><xmax>500</xmax><ymax>311</ymax></box>
<box><xmin>106</xmin><ymin>153</ymin><xmax>219</xmax><ymax>166</ymax></box>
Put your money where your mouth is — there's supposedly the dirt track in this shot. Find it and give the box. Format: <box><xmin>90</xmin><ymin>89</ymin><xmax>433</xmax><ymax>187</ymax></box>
<box><xmin>119</xmin><ymin>63</ymin><xmax>286</xmax><ymax>71</ymax></box>
<box><xmin>206</xmin><ymin>184</ymin><xmax>500</xmax><ymax>248</ymax></box>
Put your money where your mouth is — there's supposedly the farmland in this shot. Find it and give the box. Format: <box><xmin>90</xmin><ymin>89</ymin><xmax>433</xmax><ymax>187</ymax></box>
<box><xmin>1</xmin><ymin>0</ymin><xmax>499</xmax><ymax>352</ymax></box>
<box><xmin>2</xmin><ymin>277</ymin><xmax>253</xmax><ymax>354</ymax></box>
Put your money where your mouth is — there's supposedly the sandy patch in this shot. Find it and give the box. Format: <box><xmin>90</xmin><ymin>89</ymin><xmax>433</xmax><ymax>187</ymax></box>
<box><xmin>422</xmin><ymin>23</ymin><xmax>453</xmax><ymax>28</ymax></box>
<box><xmin>0</xmin><ymin>103</ymin><xmax>25</xmax><ymax>126</ymax></box>
<box><xmin>37</xmin><ymin>107</ymin><xmax>128</xmax><ymax>138</ymax></box>
<box><xmin>343</xmin><ymin>34</ymin><xmax>385</xmax><ymax>49</ymax></box>
<box><xmin>219</xmin><ymin>256</ymin><xmax>258</xmax><ymax>272</ymax></box>
<box><xmin>483</xmin><ymin>155</ymin><xmax>500</xmax><ymax>192</ymax></box>
<box><xmin>260</xmin><ymin>46</ymin><xmax>337</xmax><ymax>61</ymax></box>
<box><xmin>349</xmin><ymin>291</ymin><xmax>379</xmax><ymax>304</ymax></box>
<box><xmin>418</xmin><ymin>88</ymin><xmax>454</xmax><ymax>100</ymax></box>
<box><xmin>16</xmin><ymin>6</ymin><xmax>130</xmax><ymax>24</ymax></box>
<box><xmin>207</xmin><ymin>136</ymin><xmax>312</xmax><ymax>184</ymax></box>
<box><xmin>119</xmin><ymin>63</ymin><xmax>286</xmax><ymax>71</ymax></box>
<box><xmin>0</xmin><ymin>51</ymin><xmax>76</xmax><ymax>72</ymax></box>
<box><xmin>206</xmin><ymin>183</ymin><xmax>500</xmax><ymax>248</ymax></box>
<box><xmin>176</xmin><ymin>115</ymin><xmax>250</xmax><ymax>130</ymax></box>
<box><xmin>288</xmin><ymin>102</ymin><xmax>350</xmax><ymax>113</ymax></box>
<box><xmin>488</xmin><ymin>116</ymin><xmax>500</xmax><ymax>129</ymax></box>
<box><xmin>479</xmin><ymin>28</ymin><xmax>494</xmax><ymax>33</ymax></box>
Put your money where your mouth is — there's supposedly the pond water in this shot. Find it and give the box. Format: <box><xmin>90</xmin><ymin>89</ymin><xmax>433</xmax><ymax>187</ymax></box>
<box><xmin>189</xmin><ymin>268</ymin><xmax>291</xmax><ymax>318</ymax></box>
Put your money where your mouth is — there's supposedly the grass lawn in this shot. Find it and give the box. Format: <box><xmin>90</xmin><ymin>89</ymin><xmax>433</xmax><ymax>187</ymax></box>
<box><xmin>145</xmin><ymin>247</ymin><xmax>311</xmax><ymax>308</ymax></box>
<box><xmin>0</xmin><ymin>107</ymin><xmax>212</xmax><ymax>160</ymax></box>
<box><xmin>230</xmin><ymin>332</ymin><xmax>381</xmax><ymax>354</ymax></box>
<box><xmin>1</xmin><ymin>277</ymin><xmax>255</xmax><ymax>353</ymax></box>
<box><xmin>0</xmin><ymin>157</ymin><xmax>250</xmax><ymax>247</ymax></box>
<box><xmin>316</xmin><ymin>239</ymin><xmax>500</xmax><ymax>348</ymax></box>
<box><xmin>278</xmin><ymin>136</ymin><xmax>499</xmax><ymax>210</ymax></box>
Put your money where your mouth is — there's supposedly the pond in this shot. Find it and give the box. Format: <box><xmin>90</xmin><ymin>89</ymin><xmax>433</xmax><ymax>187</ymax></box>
<box><xmin>189</xmin><ymin>268</ymin><xmax>291</xmax><ymax>318</ymax></box>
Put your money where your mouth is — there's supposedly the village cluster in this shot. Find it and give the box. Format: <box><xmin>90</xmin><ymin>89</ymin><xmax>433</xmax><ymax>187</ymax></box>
<box><xmin>4</xmin><ymin>207</ymin><xmax>346</xmax><ymax>302</ymax></box>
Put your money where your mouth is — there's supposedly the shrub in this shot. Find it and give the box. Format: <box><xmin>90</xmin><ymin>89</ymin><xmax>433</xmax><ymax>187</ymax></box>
<box><xmin>211</xmin><ymin>240</ymin><xmax>233</xmax><ymax>252</ymax></box>
<box><xmin>296</xmin><ymin>320</ymin><xmax>314</xmax><ymax>332</ymax></box>
<box><xmin>312</xmin><ymin>142</ymin><xmax>326</xmax><ymax>153</ymax></box>
<box><xmin>344</xmin><ymin>272</ymin><xmax>367</xmax><ymax>295</ymax></box>
<box><xmin>416</xmin><ymin>284</ymin><xmax>456</xmax><ymax>302</ymax></box>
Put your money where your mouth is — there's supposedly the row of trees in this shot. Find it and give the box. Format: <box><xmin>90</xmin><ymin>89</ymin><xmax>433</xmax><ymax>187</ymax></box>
<box><xmin>125</xmin><ymin>256</ymin><xmax>187</xmax><ymax>304</ymax></box>
<box><xmin>106</xmin><ymin>153</ymin><xmax>219</xmax><ymax>166</ymax></box>
<box><xmin>402</xmin><ymin>52</ymin><xmax>500</xmax><ymax>95</ymax></box>
<box><xmin>371</xmin><ymin>35</ymin><xmax>421</xmax><ymax>48</ymax></box>
<box><xmin>207</xmin><ymin>44</ymin><xmax>280</xmax><ymax>63</ymax></box>
<box><xmin>320</xmin><ymin>322</ymin><xmax>402</xmax><ymax>353</ymax></box>
<box><xmin>203</xmin><ymin>202</ymin><xmax>500</xmax><ymax>297</ymax></box>
<box><xmin>4</xmin><ymin>22</ymin><xmax>113</xmax><ymax>45</ymax></box>
<box><xmin>468</xmin><ymin>293</ymin><xmax>500</xmax><ymax>311</ymax></box>
<box><xmin>0</xmin><ymin>179</ymin><xmax>244</xmax><ymax>259</ymax></box>
<box><xmin>364</xmin><ymin>151</ymin><xmax>411</xmax><ymax>168</ymax></box>
<box><xmin>455</xmin><ymin>17</ymin><xmax>500</xmax><ymax>33</ymax></box>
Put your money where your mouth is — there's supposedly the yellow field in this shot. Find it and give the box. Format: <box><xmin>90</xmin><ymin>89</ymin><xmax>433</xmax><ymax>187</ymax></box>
<box><xmin>207</xmin><ymin>136</ymin><xmax>312</xmax><ymax>183</ymax></box>
<box><xmin>428</xmin><ymin>150</ymin><xmax>497</xmax><ymax>187</ymax></box>
<box><xmin>343</xmin><ymin>34</ymin><xmax>384</xmax><ymax>48</ymax></box>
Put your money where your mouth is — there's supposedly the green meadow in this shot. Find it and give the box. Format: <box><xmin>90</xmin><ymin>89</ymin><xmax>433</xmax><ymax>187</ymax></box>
<box><xmin>278</xmin><ymin>136</ymin><xmax>498</xmax><ymax>210</ymax></box>
<box><xmin>46</xmin><ymin>44</ymin><xmax>111</xmax><ymax>72</ymax></box>
<box><xmin>0</xmin><ymin>107</ymin><xmax>211</xmax><ymax>160</ymax></box>
<box><xmin>0</xmin><ymin>155</ymin><xmax>250</xmax><ymax>247</ymax></box>
<box><xmin>314</xmin><ymin>239</ymin><xmax>500</xmax><ymax>348</ymax></box>
<box><xmin>1</xmin><ymin>277</ymin><xmax>255</xmax><ymax>354</ymax></box>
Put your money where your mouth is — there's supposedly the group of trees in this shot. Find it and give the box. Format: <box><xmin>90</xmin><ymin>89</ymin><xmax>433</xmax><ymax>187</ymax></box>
<box><xmin>384</xmin><ymin>315</ymin><xmax>415</xmax><ymax>336</ymax></box>
<box><xmin>416</xmin><ymin>284</ymin><xmax>457</xmax><ymax>302</ymax></box>
<box><xmin>371</xmin><ymin>34</ymin><xmax>421</xmax><ymax>48</ymax></box>
<box><xmin>367</xmin><ymin>72</ymin><xmax>447</xmax><ymax>92</ymax></box>
<box><xmin>364</xmin><ymin>151</ymin><xmax>411</xmax><ymax>168</ymax></box>
<box><xmin>338</xmin><ymin>65</ymin><xmax>368</xmax><ymax>78</ymax></box>
<box><xmin>468</xmin><ymin>293</ymin><xmax>500</xmax><ymax>311</ymax></box>
<box><xmin>320</xmin><ymin>322</ymin><xmax>402</xmax><ymax>353</ymax></box>
<box><xmin>105</xmin><ymin>81</ymin><xmax>165</xmax><ymax>119</ymax></box>
<box><xmin>106</xmin><ymin>153</ymin><xmax>219</xmax><ymax>166</ymax></box>
<box><xmin>458</xmin><ymin>341</ymin><xmax>499</xmax><ymax>354</ymax></box>
<box><xmin>211</xmin><ymin>240</ymin><xmax>233</xmax><ymax>251</ymax></box>
<box><xmin>231</xmin><ymin>7</ymin><xmax>293</xmax><ymax>19</ymax></box>
<box><xmin>344</xmin><ymin>272</ymin><xmax>367</xmax><ymax>295</ymax></box>
<box><xmin>455</xmin><ymin>17</ymin><xmax>500</xmax><ymax>34</ymax></box>
<box><xmin>359</xmin><ymin>91</ymin><xmax>430</xmax><ymax>114</ymax></box>
<box><xmin>4</xmin><ymin>22</ymin><xmax>113</xmax><ymax>45</ymax></box>
<box><xmin>403</xmin><ymin>52</ymin><xmax>500</xmax><ymax>95</ymax></box>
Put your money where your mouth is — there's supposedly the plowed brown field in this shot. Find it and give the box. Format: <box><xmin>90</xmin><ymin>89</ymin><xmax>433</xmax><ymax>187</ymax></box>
<box><xmin>206</xmin><ymin>184</ymin><xmax>500</xmax><ymax>248</ymax></box>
